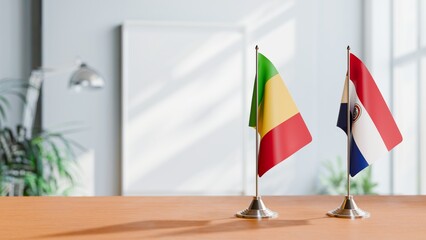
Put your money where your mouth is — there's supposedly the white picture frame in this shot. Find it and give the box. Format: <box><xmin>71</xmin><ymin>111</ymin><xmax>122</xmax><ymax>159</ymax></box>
<box><xmin>121</xmin><ymin>21</ymin><xmax>249</xmax><ymax>195</ymax></box>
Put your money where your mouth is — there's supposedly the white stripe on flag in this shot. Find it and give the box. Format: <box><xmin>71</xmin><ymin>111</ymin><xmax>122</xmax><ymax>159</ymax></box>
<box><xmin>349</xmin><ymin>81</ymin><xmax>389</xmax><ymax>164</ymax></box>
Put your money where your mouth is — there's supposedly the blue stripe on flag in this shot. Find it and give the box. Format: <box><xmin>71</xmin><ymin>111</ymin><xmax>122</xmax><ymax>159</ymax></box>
<box><xmin>338</xmin><ymin>103</ymin><xmax>369</xmax><ymax>176</ymax></box>
<box><xmin>350</xmin><ymin>137</ymin><xmax>370</xmax><ymax>177</ymax></box>
<box><xmin>337</xmin><ymin>103</ymin><xmax>348</xmax><ymax>133</ymax></box>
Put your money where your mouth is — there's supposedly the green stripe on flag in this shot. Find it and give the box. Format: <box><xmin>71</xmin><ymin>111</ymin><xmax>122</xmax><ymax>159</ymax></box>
<box><xmin>249</xmin><ymin>53</ymin><xmax>279</xmax><ymax>127</ymax></box>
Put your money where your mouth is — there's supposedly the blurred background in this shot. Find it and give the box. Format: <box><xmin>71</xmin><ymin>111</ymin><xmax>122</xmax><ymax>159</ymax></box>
<box><xmin>0</xmin><ymin>0</ymin><xmax>424</xmax><ymax>196</ymax></box>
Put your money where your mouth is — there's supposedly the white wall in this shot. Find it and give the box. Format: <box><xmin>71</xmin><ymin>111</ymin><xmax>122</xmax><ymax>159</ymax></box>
<box><xmin>42</xmin><ymin>0</ymin><xmax>363</xmax><ymax>195</ymax></box>
<box><xmin>0</xmin><ymin>0</ymin><xmax>32</xmax><ymax>127</ymax></box>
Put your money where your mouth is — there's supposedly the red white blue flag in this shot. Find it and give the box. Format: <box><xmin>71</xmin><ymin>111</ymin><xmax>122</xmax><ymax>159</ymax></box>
<box><xmin>337</xmin><ymin>53</ymin><xmax>403</xmax><ymax>177</ymax></box>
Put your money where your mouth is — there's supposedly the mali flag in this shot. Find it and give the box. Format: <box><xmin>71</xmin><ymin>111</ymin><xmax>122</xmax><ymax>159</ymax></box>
<box><xmin>249</xmin><ymin>53</ymin><xmax>312</xmax><ymax>177</ymax></box>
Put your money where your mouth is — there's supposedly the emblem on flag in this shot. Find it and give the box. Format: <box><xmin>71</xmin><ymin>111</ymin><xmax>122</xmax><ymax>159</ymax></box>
<box><xmin>352</xmin><ymin>104</ymin><xmax>361</xmax><ymax>123</ymax></box>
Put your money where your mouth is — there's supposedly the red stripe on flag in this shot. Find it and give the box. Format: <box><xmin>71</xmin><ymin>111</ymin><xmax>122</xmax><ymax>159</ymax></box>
<box><xmin>258</xmin><ymin>113</ymin><xmax>312</xmax><ymax>177</ymax></box>
<box><xmin>350</xmin><ymin>53</ymin><xmax>402</xmax><ymax>150</ymax></box>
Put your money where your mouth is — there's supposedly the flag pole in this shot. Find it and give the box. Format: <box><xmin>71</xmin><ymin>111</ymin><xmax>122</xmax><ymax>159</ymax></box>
<box><xmin>255</xmin><ymin>45</ymin><xmax>259</xmax><ymax>198</ymax></box>
<box><xmin>326</xmin><ymin>46</ymin><xmax>369</xmax><ymax>219</ymax></box>
<box><xmin>236</xmin><ymin>45</ymin><xmax>277</xmax><ymax>219</ymax></box>
<box><xmin>346</xmin><ymin>45</ymin><xmax>351</xmax><ymax>198</ymax></box>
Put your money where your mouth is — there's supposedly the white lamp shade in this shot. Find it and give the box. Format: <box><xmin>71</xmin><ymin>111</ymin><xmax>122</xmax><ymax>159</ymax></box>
<box><xmin>69</xmin><ymin>63</ymin><xmax>104</xmax><ymax>90</ymax></box>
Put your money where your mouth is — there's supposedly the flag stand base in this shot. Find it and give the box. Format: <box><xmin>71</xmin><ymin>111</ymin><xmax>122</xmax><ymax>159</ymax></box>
<box><xmin>327</xmin><ymin>195</ymin><xmax>370</xmax><ymax>219</ymax></box>
<box><xmin>236</xmin><ymin>196</ymin><xmax>278</xmax><ymax>219</ymax></box>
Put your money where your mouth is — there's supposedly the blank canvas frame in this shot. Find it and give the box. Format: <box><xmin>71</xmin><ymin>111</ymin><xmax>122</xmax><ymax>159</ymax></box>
<box><xmin>121</xmin><ymin>21</ymin><xmax>249</xmax><ymax>195</ymax></box>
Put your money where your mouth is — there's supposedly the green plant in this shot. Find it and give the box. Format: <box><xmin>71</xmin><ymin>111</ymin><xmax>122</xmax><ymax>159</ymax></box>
<box><xmin>318</xmin><ymin>156</ymin><xmax>378</xmax><ymax>195</ymax></box>
<box><xmin>0</xmin><ymin>78</ymin><xmax>81</xmax><ymax>196</ymax></box>
<box><xmin>0</xmin><ymin>125</ymin><xmax>83</xmax><ymax>196</ymax></box>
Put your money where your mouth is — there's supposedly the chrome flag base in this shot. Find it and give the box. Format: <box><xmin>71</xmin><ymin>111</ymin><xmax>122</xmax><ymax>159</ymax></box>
<box><xmin>236</xmin><ymin>196</ymin><xmax>278</xmax><ymax>219</ymax></box>
<box><xmin>327</xmin><ymin>195</ymin><xmax>370</xmax><ymax>219</ymax></box>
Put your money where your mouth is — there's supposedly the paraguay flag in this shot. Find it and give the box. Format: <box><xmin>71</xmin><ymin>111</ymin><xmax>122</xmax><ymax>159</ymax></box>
<box><xmin>337</xmin><ymin>53</ymin><xmax>403</xmax><ymax>177</ymax></box>
<box><xmin>249</xmin><ymin>53</ymin><xmax>312</xmax><ymax>177</ymax></box>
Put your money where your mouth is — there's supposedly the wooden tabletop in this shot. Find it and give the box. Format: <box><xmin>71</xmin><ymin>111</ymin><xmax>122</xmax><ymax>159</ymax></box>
<box><xmin>1</xmin><ymin>195</ymin><xmax>426</xmax><ymax>239</ymax></box>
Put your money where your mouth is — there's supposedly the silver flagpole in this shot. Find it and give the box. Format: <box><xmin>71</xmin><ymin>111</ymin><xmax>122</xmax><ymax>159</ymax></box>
<box><xmin>346</xmin><ymin>45</ymin><xmax>351</xmax><ymax>198</ymax></box>
<box><xmin>255</xmin><ymin>45</ymin><xmax>259</xmax><ymax>198</ymax></box>
<box><xmin>327</xmin><ymin>46</ymin><xmax>369</xmax><ymax>219</ymax></box>
<box><xmin>236</xmin><ymin>45</ymin><xmax>277</xmax><ymax>219</ymax></box>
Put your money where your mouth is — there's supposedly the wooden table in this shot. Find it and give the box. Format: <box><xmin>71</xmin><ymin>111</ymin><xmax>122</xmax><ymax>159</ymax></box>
<box><xmin>1</xmin><ymin>196</ymin><xmax>425</xmax><ymax>239</ymax></box>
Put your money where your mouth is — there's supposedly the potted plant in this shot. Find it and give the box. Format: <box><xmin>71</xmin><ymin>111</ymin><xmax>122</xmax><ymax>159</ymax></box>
<box><xmin>0</xmin><ymin>78</ymin><xmax>80</xmax><ymax>196</ymax></box>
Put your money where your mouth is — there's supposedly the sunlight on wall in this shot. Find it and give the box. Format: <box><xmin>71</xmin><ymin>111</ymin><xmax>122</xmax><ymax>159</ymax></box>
<box><xmin>173</xmin><ymin>31</ymin><xmax>243</xmax><ymax>79</ymax></box>
<box><xmin>241</xmin><ymin>0</ymin><xmax>294</xmax><ymax>31</ymax></box>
